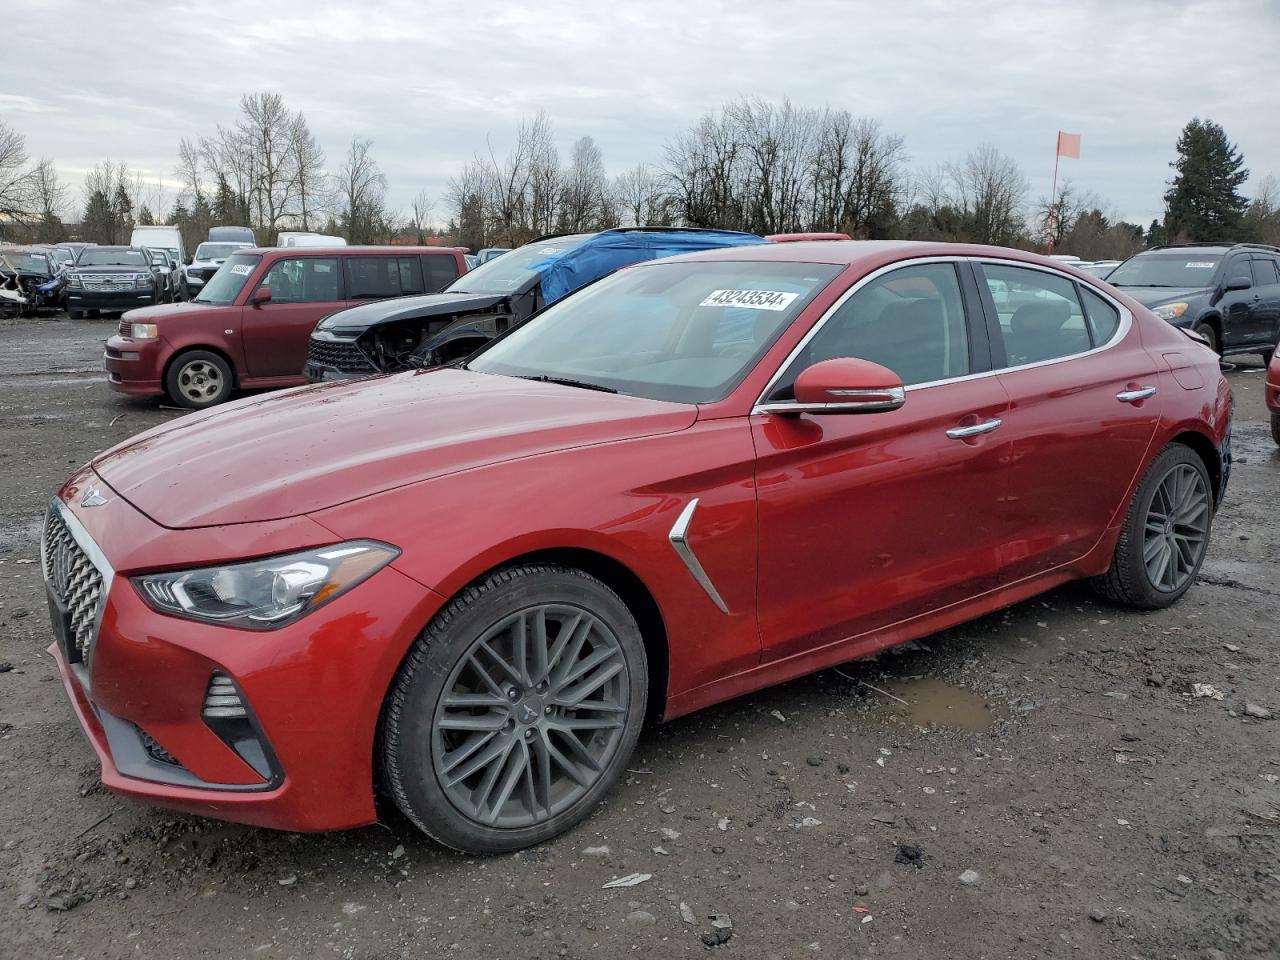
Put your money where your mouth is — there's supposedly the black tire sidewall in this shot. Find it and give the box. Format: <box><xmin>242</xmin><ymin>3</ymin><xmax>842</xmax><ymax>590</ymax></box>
<box><xmin>165</xmin><ymin>350</ymin><xmax>232</xmax><ymax>409</ymax></box>
<box><xmin>1192</xmin><ymin>321</ymin><xmax>1220</xmax><ymax>355</ymax></box>
<box><xmin>384</xmin><ymin>567</ymin><xmax>648</xmax><ymax>854</ymax></box>
<box><xmin>1120</xmin><ymin>445</ymin><xmax>1213</xmax><ymax>606</ymax></box>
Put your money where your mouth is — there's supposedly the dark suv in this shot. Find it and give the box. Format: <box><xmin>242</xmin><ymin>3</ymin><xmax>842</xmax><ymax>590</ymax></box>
<box><xmin>1106</xmin><ymin>242</ymin><xmax>1280</xmax><ymax>363</ymax></box>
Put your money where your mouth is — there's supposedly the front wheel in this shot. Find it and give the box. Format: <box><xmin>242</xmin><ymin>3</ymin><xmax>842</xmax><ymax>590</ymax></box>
<box><xmin>1092</xmin><ymin>444</ymin><xmax>1213</xmax><ymax>609</ymax></box>
<box><xmin>381</xmin><ymin>565</ymin><xmax>648</xmax><ymax>854</ymax></box>
<box><xmin>165</xmin><ymin>350</ymin><xmax>233</xmax><ymax>409</ymax></box>
<box><xmin>1192</xmin><ymin>321</ymin><xmax>1220</xmax><ymax>356</ymax></box>
<box><xmin>1262</xmin><ymin>348</ymin><xmax>1275</xmax><ymax>367</ymax></box>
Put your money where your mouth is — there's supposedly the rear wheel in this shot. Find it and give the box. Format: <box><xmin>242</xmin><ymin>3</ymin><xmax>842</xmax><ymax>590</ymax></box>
<box><xmin>165</xmin><ymin>350</ymin><xmax>233</xmax><ymax>409</ymax></box>
<box><xmin>381</xmin><ymin>564</ymin><xmax>648</xmax><ymax>854</ymax></box>
<box><xmin>1193</xmin><ymin>321</ymin><xmax>1220</xmax><ymax>355</ymax></box>
<box><xmin>1271</xmin><ymin>413</ymin><xmax>1280</xmax><ymax>447</ymax></box>
<box><xmin>1092</xmin><ymin>444</ymin><xmax>1213</xmax><ymax>609</ymax></box>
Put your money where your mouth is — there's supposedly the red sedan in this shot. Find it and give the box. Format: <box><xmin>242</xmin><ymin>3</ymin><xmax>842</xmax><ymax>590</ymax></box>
<box><xmin>45</xmin><ymin>241</ymin><xmax>1231</xmax><ymax>853</ymax></box>
<box><xmin>1268</xmin><ymin>347</ymin><xmax>1280</xmax><ymax>444</ymax></box>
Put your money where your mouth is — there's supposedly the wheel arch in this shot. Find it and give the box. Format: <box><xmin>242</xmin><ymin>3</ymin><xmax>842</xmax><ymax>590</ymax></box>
<box><xmin>1168</xmin><ymin>429</ymin><xmax>1222</xmax><ymax>502</ymax></box>
<box><xmin>1194</xmin><ymin>313</ymin><xmax>1223</xmax><ymax>350</ymax></box>
<box><xmin>162</xmin><ymin>344</ymin><xmax>238</xmax><ymax>390</ymax></box>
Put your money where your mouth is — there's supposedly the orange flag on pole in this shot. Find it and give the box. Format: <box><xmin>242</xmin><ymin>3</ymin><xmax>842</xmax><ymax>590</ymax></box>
<box><xmin>1057</xmin><ymin>131</ymin><xmax>1081</xmax><ymax>159</ymax></box>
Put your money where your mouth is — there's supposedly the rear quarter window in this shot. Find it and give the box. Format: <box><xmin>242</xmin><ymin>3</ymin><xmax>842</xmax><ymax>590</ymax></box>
<box><xmin>1079</xmin><ymin>287</ymin><xmax>1122</xmax><ymax>344</ymax></box>
<box><xmin>424</xmin><ymin>253</ymin><xmax>460</xmax><ymax>292</ymax></box>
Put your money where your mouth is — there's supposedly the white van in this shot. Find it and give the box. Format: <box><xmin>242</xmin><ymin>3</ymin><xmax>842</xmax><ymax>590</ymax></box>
<box><xmin>130</xmin><ymin>225</ymin><xmax>187</xmax><ymax>266</ymax></box>
<box><xmin>277</xmin><ymin>232</ymin><xmax>347</xmax><ymax>248</ymax></box>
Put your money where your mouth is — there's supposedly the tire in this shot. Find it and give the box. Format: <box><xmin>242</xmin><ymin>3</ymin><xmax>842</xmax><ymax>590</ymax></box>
<box><xmin>1192</xmin><ymin>321</ymin><xmax>1220</xmax><ymax>355</ymax></box>
<box><xmin>382</xmin><ymin>564</ymin><xmax>648</xmax><ymax>854</ymax></box>
<box><xmin>68</xmin><ymin>310</ymin><xmax>83</xmax><ymax>320</ymax></box>
<box><xmin>1271</xmin><ymin>413</ymin><xmax>1280</xmax><ymax>447</ymax></box>
<box><xmin>1091</xmin><ymin>444</ymin><xmax>1213</xmax><ymax>610</ymax></box>
<box><xmin>1262</xmin><ymin>348</ymin><xmax>1275</xmax><ymax>367</ymax></box>
<box><xmin>164</xmin><ymin>349</ymin><xmax>233</xmax><ymax>409</ymax></box>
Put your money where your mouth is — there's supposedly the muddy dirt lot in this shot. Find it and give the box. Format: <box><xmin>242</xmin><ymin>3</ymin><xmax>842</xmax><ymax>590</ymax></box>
<box><xmin>1</xmin><ymin>316</ymin><xmax>1277</xmax><ymax>960</ymax></box>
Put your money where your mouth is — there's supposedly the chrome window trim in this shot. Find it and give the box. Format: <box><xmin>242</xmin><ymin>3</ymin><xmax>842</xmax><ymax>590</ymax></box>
<box><xmin>667</xmin><ymin>498</ymin><xmax>730</xmax><ymax>614</ymax></box>
<box><xmin>45</xmin><ymin>498</ymin><xmax>115</xmax><ymax>685</ymax></box>
<box><xmin>749</xmin><ymin>255</ymin><xmax>1135</xmax><ymax>413</ymax></box>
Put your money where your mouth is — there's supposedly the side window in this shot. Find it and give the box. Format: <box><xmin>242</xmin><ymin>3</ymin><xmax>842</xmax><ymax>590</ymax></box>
<box><xmin>423</xmin><ymin>254</ymin><xmax>460</xmax><ymax>292</ymax></box>
<box><xmin>344</xmin><ymin>257</ymin><xmax>404</xmax><ymax>300</ymax></box>
<box><xmin>781</xmin><ymin>262</ymin><xmax>971</xmax><ymax>390</ymax></box>
<box><xmin>259</xmin><ymin>257</ymin><xmax>339</xmax><ymax>303</ymax></box>
<box><xmin>1079</xmin><ymin>287</ymin><xmax>1122</xmax><ymax>345</ymax></box>
<box><xmin>1249</xmin><ymin>258</ymin><xmax>1280</xmax><ymax>287</ymax></box>
<box><xmin>982</xmin><ymin>264</ymin><xmax>1090</xmax><ymax>366</ymax></box>
<box><xmin>1225</xmin><ymin>256</ymin><xmax>1252</xmax><ymax>287</ymax></box>
<box><xmin>397</xmin><ymin>257</ymin><xmax>425</xmax><ymax>295</ymax></box>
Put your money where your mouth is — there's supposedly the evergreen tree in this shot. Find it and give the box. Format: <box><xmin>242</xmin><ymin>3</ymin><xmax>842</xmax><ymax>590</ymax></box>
<box><xmin>1163</xmin><ymin>119</ymin><xmax>1249</xmax><ymax>241</ymax></box>
<box><xmin>111</xmin><ymin>182</ymin><xmax>133</xmax><ymax>243</ymax></box>
<box><xmin>138</xmin><ymin>205</ymin><xmax>155</xmax><ymax>226</ymax></box>
<box><xmin>82</xmin><ymin>188</ymin><xmax>116</xmax><ymax>244</ymax></box>
<box><xmin>1146</xmin><ymin>219</ymin><xmax>1168</xmax><ymax>247</ymax></box>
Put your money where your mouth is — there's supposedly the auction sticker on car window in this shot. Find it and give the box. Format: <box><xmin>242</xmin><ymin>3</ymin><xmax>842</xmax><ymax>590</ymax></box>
<box><xmin>230</xmin><ymin>264</ymin><xmax>252</xmax><ymax>275</ymax></box>
<box><xmin>1185</xmin><ymin>262</ymin><xmax>1216</xmax><ymax>269</ymax></box>
<box><xmin>699</xmin><ymin>289</ymin><xmax>800</xmax><ymax>311</ymax></box>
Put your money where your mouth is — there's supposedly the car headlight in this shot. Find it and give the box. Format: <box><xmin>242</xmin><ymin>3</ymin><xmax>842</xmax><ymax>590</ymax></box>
<box><xmin>1152</xmin><ymin>302</ymin><xmax>1189</xmax><ymax>321</ymax></box>
<box><xmin>133</xmin><ymin>541</ymin><xmax>399</xmax><ymax>630</ymax></box>
<box><xmin>135</xmin><ymin>273</ymin><xmax>154</xmax><ymax>288</ymax></box>
<box><xmin>69</xmin><ymin>275</ymin><xmax>82</xmax><ymax>288</ymax></box>
<box><xmin>129</xmin><ymin>322</ymin><xmax>159</xmax><ymax>339</ymax></box>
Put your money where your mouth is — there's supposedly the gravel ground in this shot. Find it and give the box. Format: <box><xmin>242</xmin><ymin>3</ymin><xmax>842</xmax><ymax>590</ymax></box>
<box><xmin>1</xmin><ymin>316</ymin><xmax>1277</xmax><ymax>960</ymax></box>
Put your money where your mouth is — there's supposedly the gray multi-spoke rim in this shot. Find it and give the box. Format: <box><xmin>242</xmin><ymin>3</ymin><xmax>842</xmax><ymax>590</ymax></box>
<box><xmin>1143</xmin><ymin>463</ymin><xmax>1209</xmax><ymax>593</ymax></box>
<box><xmin>431</xmin><ymin>604</ymin><xmax>630</xmax><ymax>829</ymax></box>
<box><xmin>177</xmin><ymin>360</ymin><xmax>223</xmax><ymax>403</ymax></box>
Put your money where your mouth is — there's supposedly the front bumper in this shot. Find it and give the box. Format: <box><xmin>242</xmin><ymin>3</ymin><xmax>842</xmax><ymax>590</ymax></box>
<box><xmin>305</xmin><ymin>331</ymin><xmax>379</xmax><ymax>382</ymax></box>
<box><xmin>44</xmin><ymin>475</ymin><xmax>445</xmax><ymax>831</ymax></box>
<box><xmin>68</xmin><ymin>290</ymin><xmax>156</xmax><ymax>312</ymax></box>
<box><xmin>1266</xmin><ymin>375</ymin><xmax>1280</xmax><ymax>414</ymax></box>
<box><xmin>104</xmin><ymin>334</ymin><xmax>165</xmax><ymax>397</ymax></box>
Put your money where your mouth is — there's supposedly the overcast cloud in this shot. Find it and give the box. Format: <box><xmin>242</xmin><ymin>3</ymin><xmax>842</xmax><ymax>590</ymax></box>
<box><xmin>6</xmin><ymin>0</ymin><xmax>1279</xmax><ymax>227</ymax></box>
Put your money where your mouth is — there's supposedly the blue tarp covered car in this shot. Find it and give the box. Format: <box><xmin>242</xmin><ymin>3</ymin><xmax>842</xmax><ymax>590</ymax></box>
<box><xmin>305</xmin><ymin>227</ymin><xmax>765</xmax><ymax>381</ymax></box>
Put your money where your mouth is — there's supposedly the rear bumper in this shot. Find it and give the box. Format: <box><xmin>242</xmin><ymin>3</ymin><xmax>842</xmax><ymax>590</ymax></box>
<box><xmin>1266</xmin><ymin>376</ymin><xmax>1280</xmax><ymax>414</ymax></box>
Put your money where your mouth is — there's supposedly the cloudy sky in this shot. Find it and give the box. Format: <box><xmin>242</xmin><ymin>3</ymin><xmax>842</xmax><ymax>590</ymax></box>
<box><xmin>7</xmin><ymin>0</ymin><xmax>1279</xmax><ymax>227</ymax></box>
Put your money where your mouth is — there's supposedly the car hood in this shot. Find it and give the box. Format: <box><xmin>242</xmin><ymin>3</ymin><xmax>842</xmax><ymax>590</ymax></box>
<box><xmin>316</xmin><ymin>291</ymin><xmax>511</xmax><ymax>335</ymax></box>
<box><xmin>92</xmin><ymin>369</ymin><xmax>697</xmax><ymax>529</ymax></box>
<box><xmin>71</xmin><ymin>265</ymin><xmax>146</xmax><ymax>275</ymax></box>
<box><xmin>1111</xmin><ymin>285</ymin><xmax>1210</xmax><ymax>308</ymax></box>
<box><xmin>120</xmin><ymin>301</ymin><xmax>229</xmax><ymax>322</ymax></box>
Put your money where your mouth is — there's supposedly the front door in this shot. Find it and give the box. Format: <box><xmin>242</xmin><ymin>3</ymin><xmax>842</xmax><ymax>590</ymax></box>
<box><xmin>242</xmin><ymin>256</ymin><xmax>345</xmax><ymax>379</ymax></box>
<box><xmin>974</xmin><ymin>261</ymin><xmax>1162</xmax><ymax>581</ymax></box>
<box><xmin>753</xmin><ymin>260</ymin><xmax>1012</xmax><ymax>661</ymax></box>
<box><xmin>1219</xmin><ymin>253</ymin><xmax>1256</xmax><ymax>350</ymax></box>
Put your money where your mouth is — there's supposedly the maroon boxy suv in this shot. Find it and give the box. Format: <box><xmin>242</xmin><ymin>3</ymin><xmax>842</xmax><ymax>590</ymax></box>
<box><xmin>104</xmin><ymin>246</ymin><xmax>468</xmax><ymax>408</ymax></box>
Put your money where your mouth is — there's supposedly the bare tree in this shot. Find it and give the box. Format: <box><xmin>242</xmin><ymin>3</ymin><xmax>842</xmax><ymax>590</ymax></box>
<box><xmin>336</xmin><ymin>136</ymin><xmax>388</xmax><ymax>244</ymax></box>
<box><xmin>558</xmin><ymin>136</ymin><xmax>609</xmax><ymax>232</ymax></box>
<box><xmin>237</xmin><ymin>91</ymin><xmax>302</xmax><ymax>235</ymax></box>
<box><xmin>410</xmin><ymin>189</ymin><xmax>433</xmax><ymax>243</ymax></box>
<box><xmin>0</xmin><ymin>120</ymin><xmax>38</xmax><ymax>224</ymax></box>
<box><xmin>289</xmin><ymin>113</ymin><xmax>327</xmax><ymax>231</ymax></box>
<box><xmin>446</xmin><ymin>162</ymin><xmax>487</xmax><ymax>251</ymax></box>
<box><xmin>946</xmin><ymin>145</ymin><xmax>1029</xmax><ymax>245</ymax></box>
<box><xmin>613</xmin><ymin>163</ymin><xmax>667</xmax><ymax>226</ymax></box>
<box><xmin>809</xmin><ymin>113</ymin><xmax>906</xmax><ymax>237</ymax></box>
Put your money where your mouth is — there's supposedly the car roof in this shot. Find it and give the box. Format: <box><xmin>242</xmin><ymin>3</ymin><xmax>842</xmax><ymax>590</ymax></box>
<box><xmin>241</xmin><ymin>245</ymin><xmax>465</xmax><ymax>257</ymax></box>
<box><xmin>647</xmin><ymin>239</ymin><xmax>1092</xmax><ymax>270</ymax></box>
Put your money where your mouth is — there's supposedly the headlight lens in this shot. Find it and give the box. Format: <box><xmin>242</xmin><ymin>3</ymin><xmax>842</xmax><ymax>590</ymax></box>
<box><xmin>69</xmin><ymin>274</ymin><xmax>82</xmax><ymax>288</ymax></box>
<box><xmin>133</xmin><ymin>541</ymin><xmax>399</xmax><ymax>630</ymax></box>
<box><xmin>129</xmin><ymin>322</ymin><xmax>158</xmax><ymax>339</ymax></box>
<box><xmin>135</xmin><ymin>273</ymin><xmax>154</xmax><ymax>287</ymax></box>
<box><xmin>1152</xmin><ymin>302</ymin><xmax>1189</xmax><ymax>321</ymax></box>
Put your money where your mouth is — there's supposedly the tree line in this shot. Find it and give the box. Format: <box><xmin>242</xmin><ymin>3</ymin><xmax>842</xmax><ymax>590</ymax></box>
<box><xmin>1</xmin><ymin>93</ymin><xmax>1277</xmax><ymax>260</ymax></box>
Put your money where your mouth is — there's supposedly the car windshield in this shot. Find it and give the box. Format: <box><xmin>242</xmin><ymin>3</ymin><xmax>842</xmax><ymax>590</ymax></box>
<box><xmin>49</xmin><ymin>249</ymin><xmax>73</xmax><ymax>265</ymax></box>
<box><xmin>77</xmin><ymin>248</ymin><xmax>147</xmax><ymax>267</ymax></box>
<box><xmin>447</xmin><ymin>235</ymin><xmax>591</xmax><ymax>295</ymax></box>
<box><xmin>194</xmin><ymin>252</ymin><xmax>262</xmax><ymax>304</ymax></box>
<box><xmin>3</xmin><ymin>253</ymin><xmax>50</xmax><ymax>272</ymax></box>
<box><xmin>467</xmin><ymin>260</ymin><xmax>842</xmax><ymax>403</ymax></box>
<box><xmin>195</xmin><ymin>242</ymin><xmax>249</xmax><ymax>260</ymax></box>
<box><xmin>1107</xmin><ymin>253</ymin><xmax>1222</xmax><ymax>288</ymax></box>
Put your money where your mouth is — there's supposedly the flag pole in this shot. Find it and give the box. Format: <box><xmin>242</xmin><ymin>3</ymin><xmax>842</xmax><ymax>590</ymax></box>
<box><xmin>1047</xmin><ymin>133</ymin><xmax>1061</xmax><ymax>255</ymax></box>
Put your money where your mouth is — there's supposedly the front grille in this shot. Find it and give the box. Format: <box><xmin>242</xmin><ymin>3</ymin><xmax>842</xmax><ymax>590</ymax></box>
<box><xmin>78</xmin><ymin>274</ymin><xmax>131</xmax><ymax>292</ymax></box>
<box><xmin>117</xmin><ymin>317</ymin><xmax>130</xmax><ymax>336</ymax></box>
<box><xmin>307</xmin><ymin>337</ymin><xmax>377</xmax><ymax>373</ymax></box>
<box><xmin>42</xmin><ymin>507</ymin><xmax>105</xmax><ymax>663</ymax></box>
<box><xmin>196</xmin><ymin>267</ymin><xmax>219</xmax><ymax>281</ymax></box>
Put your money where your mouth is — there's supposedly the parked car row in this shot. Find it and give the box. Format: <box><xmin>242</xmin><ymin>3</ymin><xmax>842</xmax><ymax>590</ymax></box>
<box><xmin>46</xmin><ymin>238</ymin><xmax>1234</xmax><ymax>854</ymax></box>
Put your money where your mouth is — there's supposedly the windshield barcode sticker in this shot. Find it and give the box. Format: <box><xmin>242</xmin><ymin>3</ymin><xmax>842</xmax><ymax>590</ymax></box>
<box><xmin>230</xmin><ymin>264</ymin><xmax>252</xmax><ymax>275</ymax></box>
<box><xmin>700</xmin><ymin>289</ymin><xmax>800</xmax><ymax>311</ymax></box>
<box><xmin>1185</xmin><ymin>262</ymin><xmax>1215</xmax><ymax>269</ymax></box>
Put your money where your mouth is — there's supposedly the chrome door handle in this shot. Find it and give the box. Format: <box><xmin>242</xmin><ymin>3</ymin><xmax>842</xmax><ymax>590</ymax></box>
<box><xmin>946</xmin><ymin>418</ymin><xmax>1003</xmax><ymax>440</ymax></box>
<box><xmin>1116</xmin><ymin>387</ymin><xmax>1157</xmax><ymax>403</ymax></box>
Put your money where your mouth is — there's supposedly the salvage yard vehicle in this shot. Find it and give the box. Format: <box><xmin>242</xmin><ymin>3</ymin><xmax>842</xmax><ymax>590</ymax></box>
<box><xmin>1267</xmin><ymin>346</ymin><xmax>1280</xmax><ymax>444</ymax></box>
<box><xmin>0</xmin><ymin>248</ymin><xmax>65</xmax><ymax>316</ymax></box>
<box><xmin>104</xmin><ymin>245</ymin><xmax>469</xmax><ymax>408</ymax></box>
<box><xmin>304</xmin><ymin>227</ymin><xmax>764</xmax><ymax>381</ymax></box>
<box><xmin>145</xmin><ymin>248</ymin><xmax>181</xmax><ymax>303</ymax></box>
<box><xmin>278</xmin><ymin>231</ymin><xmax>347</xmax><ymax>247</ymax></box>
<box><xmin>208</xmin><ymin>225</ymin><xmax>256</xmax><ymax>245</ymax></box>
<box><xmin>46</xmin><ymin>240</ymin><xmax>1231</xmax><ymax>853</ymax></box>
<box><xmin>65</xmin><ymin>246</ymin><xmax>162</xmax><ymax>318</ymax></box>
<box><xmin>129</xmin><ymin>225</ymin><xmax>186</xmax><ymax>277</ymax></box>
<box><xmin>1107</xmin><ymin>242</ymin><xmax>1280</xmax><ymax>363</ymax></box>
<box><xmin>183</xmin><ymin>240</ymin><xmax>253</xmax><ymax>297</ymax></box>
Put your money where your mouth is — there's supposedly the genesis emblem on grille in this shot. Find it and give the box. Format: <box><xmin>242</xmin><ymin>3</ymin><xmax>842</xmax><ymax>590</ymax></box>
<box><xmin>81</xmin><ymin>486</ymin><xmax>108</xmax><ymax>508</ymax></box>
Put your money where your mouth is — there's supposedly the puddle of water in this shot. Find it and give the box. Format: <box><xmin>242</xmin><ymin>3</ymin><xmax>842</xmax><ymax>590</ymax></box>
<box><xmin>880</xmin><ymin>676</ymin><xmax>1007</xmax><ymax>732</ymax></box>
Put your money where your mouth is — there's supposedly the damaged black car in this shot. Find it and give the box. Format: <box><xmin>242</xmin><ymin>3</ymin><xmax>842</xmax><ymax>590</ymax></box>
<box><xmin>0</xmin><ymin>248</ymin><xmax>66</xmax><ymax>317</ymax></box>
<box><xmin>304</xmin><ymin>227</ymin><xmax>765</xmax><ymax>380</ymax></box>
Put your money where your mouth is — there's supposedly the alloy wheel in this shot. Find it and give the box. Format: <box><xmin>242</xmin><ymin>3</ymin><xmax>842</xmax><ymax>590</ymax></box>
<box><xmin>431</xmin><ymin>604</ymin><xmax>630</xmax><ymax>829</ymax></box>
<box><xmin>1142</xmin><ymin>462</ymin><xmax>1209</xmax><ymax>592</ymax></box>
<box><xmin>177</xmin><ymin>360</ymin><xmax>224</xmax><ymax>404</ymax></box>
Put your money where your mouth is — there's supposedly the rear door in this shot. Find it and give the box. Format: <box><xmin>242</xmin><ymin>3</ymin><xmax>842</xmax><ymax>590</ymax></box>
<box><xmin>1248</xmin><ymin>257</ymin><xmax>1280</xmax><ymax>346</ymax></box>
<box><xmin>242</xmin><ymin>256</ymin><xmax>344</xmax><ymax>379</ymax></box>
<box><xmin>753</xmin><ymin>260</ymin><xmax>1013</xmax><ymax>661</ymax></box>
<box><xmin>975</xmin><ymin>261</ymin><xmax>1161</xmax><ymax>582</ymax></box>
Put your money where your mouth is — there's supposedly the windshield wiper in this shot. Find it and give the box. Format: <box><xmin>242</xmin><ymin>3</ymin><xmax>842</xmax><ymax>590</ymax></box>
<box><xmin>516</xmin><ymin>374</ymin><xmax>617</xmax><ymax>394</ymax></box>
